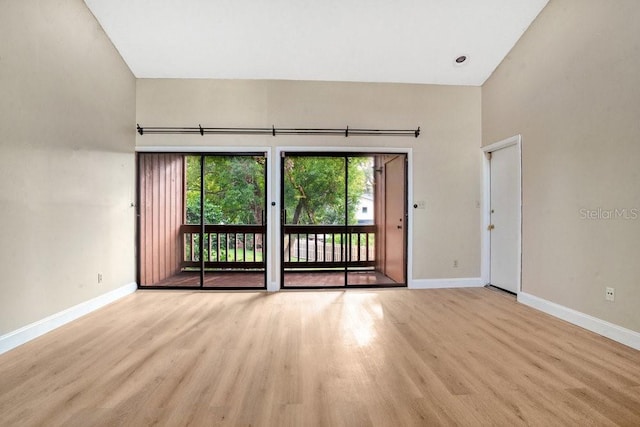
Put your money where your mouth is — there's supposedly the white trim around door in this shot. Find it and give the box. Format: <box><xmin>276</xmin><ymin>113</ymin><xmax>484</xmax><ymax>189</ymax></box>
<box><xmin>481</xmin><ymin>135</ymin><xmax>522</xmax><ymax>293</ymax></box>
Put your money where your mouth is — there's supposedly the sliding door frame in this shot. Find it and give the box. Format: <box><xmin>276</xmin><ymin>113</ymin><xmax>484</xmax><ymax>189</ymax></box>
<box><xmin>275</xmin><ymin>146</ymin><xmax>413</xmax><ymax>290</ymax></box>
<box><xmin>136</xmin><ymin>146</ymin><xmax>272</xmax><ymax>290</ymax></box>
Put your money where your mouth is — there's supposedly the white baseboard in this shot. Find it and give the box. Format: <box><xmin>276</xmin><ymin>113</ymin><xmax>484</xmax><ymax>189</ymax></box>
<box><xmin>409</xmin><ymin>277</ymin><xmax>485</xmax><ymax>289</ymax></box>
<box><xmin>0</xmin><ymin>282</ymin><xmax>137</xmax><ymax>355</ymax></box>
<box><xmin>518</xmin><ymin>292</ymin><xmax>640</xmax><ymax>351</ymax></box>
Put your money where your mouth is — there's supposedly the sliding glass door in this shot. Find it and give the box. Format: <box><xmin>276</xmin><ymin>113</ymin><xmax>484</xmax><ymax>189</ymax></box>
<box><xmin>138</xmin><ymin>151</ymin><xmax>405</xmax><ymax>290</ymax></box>
<box><xmin>282</xmin><ymin>155</ymin><xmax>347</xmax><ymax>287</ymax></box>
<box><xmin>281</xmin><ymin>152</ymin><xmax>407</xmax><ymax>289</ymax></box>
<box><xmin>138</xmin><ymin>152</ymin><xmax>267</xmax><ymax>289</ymax></box>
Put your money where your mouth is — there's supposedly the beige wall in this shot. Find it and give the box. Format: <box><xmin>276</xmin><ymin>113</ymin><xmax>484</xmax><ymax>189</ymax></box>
<box><xmin>483</xmin><ymin>0</ymin><xmax>640</xmax><ymax>332</ymax></box>
<box><xmin>0</xmin><ymin>0</ymin><xmax>136</xmax><ymax>334</ymax></box>
<box><xmin>136</xmin><ymin>79</ymin><xmax>482</xmax><ymax>282</ymax></box>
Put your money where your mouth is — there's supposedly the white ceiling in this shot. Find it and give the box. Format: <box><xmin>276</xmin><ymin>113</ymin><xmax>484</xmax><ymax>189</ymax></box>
<box><xmin>84</xmin><ymin>0</ymin><xmax>549</xmax><ymax>86</ymax></box>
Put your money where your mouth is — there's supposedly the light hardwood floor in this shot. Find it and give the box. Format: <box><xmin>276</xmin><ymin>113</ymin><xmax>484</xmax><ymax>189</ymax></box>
<box><xmin>0</xmin><ymin>288</ymin><xmax>639</xmax><ymax>426</ymax></box>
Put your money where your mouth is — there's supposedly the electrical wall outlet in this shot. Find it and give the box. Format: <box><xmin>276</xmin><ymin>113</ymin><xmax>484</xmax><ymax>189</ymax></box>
<box><xmin>453</xmin><ymin>260</ymin><xmax>458</xmax><ymax>268</ymax></box>
<box><xmin>98</xmin><ymin>273</ymin><xmax>103</xmax><ymax>284</ymax></box>
<box><xmin>605</xmin><ymin>287</ymin><xmax>615</xmax><ymax>302</ymax></box>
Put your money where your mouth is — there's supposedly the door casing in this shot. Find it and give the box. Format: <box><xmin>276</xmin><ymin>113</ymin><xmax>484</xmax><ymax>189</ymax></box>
<box><xmin>481</xmin><ymin>135</ymin><xmax>522</xmax><ymax>293</ymax></box>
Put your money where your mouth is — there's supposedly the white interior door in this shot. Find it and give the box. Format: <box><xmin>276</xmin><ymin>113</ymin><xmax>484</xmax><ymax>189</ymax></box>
<box><xmin>489</xmin><ymin>144</ymin><xmax>520</xmax><ymax>293</ymax></box>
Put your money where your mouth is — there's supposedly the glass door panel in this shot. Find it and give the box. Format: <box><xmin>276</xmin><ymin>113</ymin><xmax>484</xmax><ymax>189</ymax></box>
<box><xmin>202</xmin><ymin>155</ymin><xmax>266</xmax><ymax>289</ymax></box>
<box><xmin>346</xmin><ymin>156</ymin><xmax>381</xmax><ymax>286</ymax></box>
<box><xmin>282</xmin><ymin>155</ymin><xmax>347</xmax><ymax>288</ymax></box>
<box><xmin>138</xmin><ymin>153</ymin><xmax>200</xmax><ymax>288</ymax></box>
<box><xmin>177</xmin><ymin>155</ymin><xmax>205</xmax><ymax>287</ymax></box>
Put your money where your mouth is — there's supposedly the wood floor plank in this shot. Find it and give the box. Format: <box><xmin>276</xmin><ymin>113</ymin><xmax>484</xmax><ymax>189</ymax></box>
<box><xmin>1</xmin><ymin>288</ymin><xmax>639</xmax><ymax>426</ymax></box>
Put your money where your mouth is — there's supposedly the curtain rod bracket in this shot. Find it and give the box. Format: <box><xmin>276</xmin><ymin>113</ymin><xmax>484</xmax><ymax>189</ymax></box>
<box><xmin>137</xmin><ymin>124</ymin><xmax>144</xmax><ymax>135</ymax></box>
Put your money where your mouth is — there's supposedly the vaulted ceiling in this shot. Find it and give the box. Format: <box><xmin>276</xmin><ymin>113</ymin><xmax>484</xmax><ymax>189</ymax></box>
<box><xmin>84</xmin><ymin>0</ymin><xmax>549</xmax><ymax>86</ymax></box>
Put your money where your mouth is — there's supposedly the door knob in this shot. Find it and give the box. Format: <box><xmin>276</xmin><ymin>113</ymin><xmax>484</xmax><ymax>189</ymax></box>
<box><xmin>488</xmin><ymin>224</ymin><xmax>495</xmax><ymax>230</ymax></box>
<box><xmin>397</xmin><ymin>225</ymin><xmax>402</xmax><ymax>229</ymax></box>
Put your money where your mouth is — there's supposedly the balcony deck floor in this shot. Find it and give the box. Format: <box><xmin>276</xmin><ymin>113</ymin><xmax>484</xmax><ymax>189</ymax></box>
<box><xmin>142</xmin><ymin>270</ymin><xmax>402</xmax><ymax>289</ymax></box>
<box><xmin>284</xmin><ymin>271</ymin><xmax>402</xmax><ymax>288</ymax></box>
<box><xmin>145</xmin><ymin>271</ymin><xmax>265</xmax><ymax>288</ymax></box>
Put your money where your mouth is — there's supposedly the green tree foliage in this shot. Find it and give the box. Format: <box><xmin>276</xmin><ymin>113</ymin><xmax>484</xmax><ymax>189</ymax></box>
<box><xmin>185</xmin><ymin>155</ymin><xmax>370</xmax><ymax>226</ymax></box>
<box><xmin>284</xmin><ymin>156</ymin><xmax>371</xmax><ymax>225</ymax></box>
<box><xmin>186</xmin><ymin>156</ymin><xmax>266</xmax><ymax>225</ymax></box>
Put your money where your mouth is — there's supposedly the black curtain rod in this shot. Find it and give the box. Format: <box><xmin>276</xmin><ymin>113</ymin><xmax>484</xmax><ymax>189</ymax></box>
<box><xmin>136</xmin><ymin>124</ymin><xmax>420</xmax><ymax>138</ymax></box>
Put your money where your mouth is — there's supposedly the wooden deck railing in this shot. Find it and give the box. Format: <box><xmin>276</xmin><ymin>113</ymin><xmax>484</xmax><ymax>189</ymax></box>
<box><xmin>283</xmin><ymin>224</ymin><xmax>375</xmax><ymax>269</ymax></box>
<box><xmin>181</xmin><ymin>224</ymin><xmax>376</xmax><ymax>270</ymax></box>
<box><xmin>181</xmin><ymin>224</ymin><xmax>265</xmax><ymax>269</ymax></box>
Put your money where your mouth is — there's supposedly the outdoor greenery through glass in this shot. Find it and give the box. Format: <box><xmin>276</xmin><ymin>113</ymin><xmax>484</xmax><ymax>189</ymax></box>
<box><xmin>184</xmin><ymin>155</ymin><xmax>266</xmax><ymax>266</ymax></box>
<box><xmin>182</xmin><ymin>155</ymin><xmax>374</xmax><ymax>267</ymax></box>
<box><xmin>282</xmin><ymin>156</ymin><xmax>375</xmax><ymax>268</ymax></box>
<box><xmin>283</xmin><ymin>156</ymin><xmax>373</xmax><ymax>227</ymax></box>
<box><xmin>186</xmin><ymin>155</ymin><xmax>266</xmax><ymax>225</ymax></box>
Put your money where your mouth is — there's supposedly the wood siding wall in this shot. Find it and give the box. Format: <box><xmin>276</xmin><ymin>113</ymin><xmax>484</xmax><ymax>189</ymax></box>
<box><xmin>374</xmin><ymin>155</ymin><xmax>388</xmax><ymax>272</ymax></box>
<box><xmin>139</xmin><ymin>154</ymin><xmax>184</xmax><ymax>286</ymax></box>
